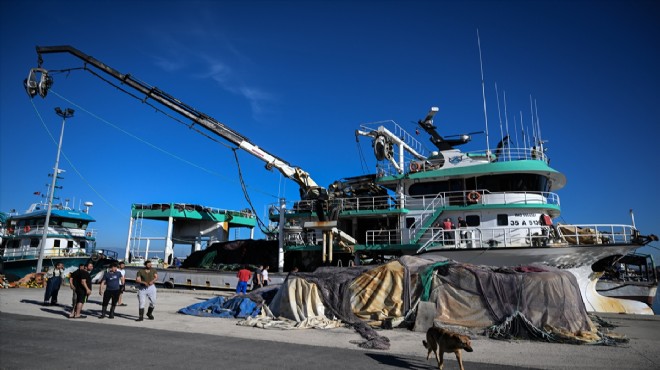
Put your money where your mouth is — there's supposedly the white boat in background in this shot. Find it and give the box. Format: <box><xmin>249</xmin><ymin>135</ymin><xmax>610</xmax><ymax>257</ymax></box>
<box><xmin>1</xmin><ymin>200</ymin><xmax>117</xmax><ymax>280</ymax></box>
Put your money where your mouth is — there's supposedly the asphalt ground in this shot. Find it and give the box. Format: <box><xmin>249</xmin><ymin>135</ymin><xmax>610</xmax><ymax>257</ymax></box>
<box><xmin>1</xmin><ymin>287</ymin><xmax>659</xmax><ymax>369</ymax></box>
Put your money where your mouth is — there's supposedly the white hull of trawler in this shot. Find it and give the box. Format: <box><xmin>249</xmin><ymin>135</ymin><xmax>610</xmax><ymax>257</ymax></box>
<box><xmin>419</xmin><ymin>243</ymin><xmax>655</xmax><ymax>315</ymax></box>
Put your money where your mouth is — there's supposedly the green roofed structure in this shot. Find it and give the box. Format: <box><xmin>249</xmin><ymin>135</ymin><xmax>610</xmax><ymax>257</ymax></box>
<box><xmin>124</xmin><ymin>203</ymin><xmax>257</xmax><ymax>265</ymax></box>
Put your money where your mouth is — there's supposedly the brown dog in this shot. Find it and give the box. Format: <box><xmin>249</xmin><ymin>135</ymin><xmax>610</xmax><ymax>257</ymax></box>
<box><xmin>422</xmin><ymin>326</ymin><xmax>473</xmax><ymax>370</ymax></box>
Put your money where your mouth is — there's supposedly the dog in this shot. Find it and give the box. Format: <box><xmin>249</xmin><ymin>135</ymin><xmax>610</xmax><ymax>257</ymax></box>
<box><xmin>422</xmin><ymin>326</ymin><xmax>473</xmax><ymax>370</ymax></box>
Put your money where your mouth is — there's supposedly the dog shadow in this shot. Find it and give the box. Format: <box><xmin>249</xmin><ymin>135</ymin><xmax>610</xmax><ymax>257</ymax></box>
<box><xmin>365</xmin><ymin>353</ymin><xmax>429</xmax><ymax>370</ymax></box>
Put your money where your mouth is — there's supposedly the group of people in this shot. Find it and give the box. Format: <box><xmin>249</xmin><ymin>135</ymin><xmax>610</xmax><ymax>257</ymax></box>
<box><xmin>436</xmin><ymin>216</ymin><xmax>469</xmax><ymax>245</ymax></box>
<box><xmin>44</xmin><ymin>259</ymin><xmax>158</xmax><ymax>322</ymax></box>
<box><xmin>235</xmin><ymin>264</ymin><xmax>272</xmax><ymax>294</ymax></box>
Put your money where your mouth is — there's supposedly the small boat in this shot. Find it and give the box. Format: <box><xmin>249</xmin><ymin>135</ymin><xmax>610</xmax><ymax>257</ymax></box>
<box><xmin>596</xmin><ymin>253</ymin><xmax>658</xmax><ymax>306</ymax></box>
<box><xmin>0</xmin><ymin>200</ymin><xmax>116</xmax><ymax>281</ymax></box>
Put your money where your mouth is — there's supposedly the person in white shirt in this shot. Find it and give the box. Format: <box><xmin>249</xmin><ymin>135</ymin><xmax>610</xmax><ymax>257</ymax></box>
<box><xmin>261</xmin><ymin>265</ymin><xmax>270</xmax><ymax>286</ymax></box>
<box><xmin>44</xmin><ymin>262</ymin><xmax>65</xmax><ymax>306</ymax></box>
<box><xmin>116</xmin><ymin>261</ymin><xmax>127</xmax><ymax>306</ymax></box>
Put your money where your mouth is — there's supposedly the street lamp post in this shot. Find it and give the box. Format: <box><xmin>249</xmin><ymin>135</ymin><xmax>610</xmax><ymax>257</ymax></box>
<box><xmin>36</xmin><ymin>107</ymin><xmax>74</xmax><ymax>273</ymax></box>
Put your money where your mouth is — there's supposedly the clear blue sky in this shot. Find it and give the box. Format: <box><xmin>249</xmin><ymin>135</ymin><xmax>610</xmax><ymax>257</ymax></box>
<box><xmin>1</xmin><ymin>0</ymin><xmax>658</xmax><ymax>260</ymax></box>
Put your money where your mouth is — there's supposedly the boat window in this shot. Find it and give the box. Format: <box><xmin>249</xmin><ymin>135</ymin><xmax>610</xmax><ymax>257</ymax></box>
<box><xmin>30</xmin><ymin>238</ymin><xmax>40</xmax><ymax>248</ymax></box>
<box><xmin>61</xmin><ymin>220</ymin><xmax>80</xmax><ymax>228</ymax></box>
<box><xmin>80</xmin><ymin>241</ymin><xmax>87</xmax><ymax>249</ymax></box>
<box><xmin>466</xmin><ymin>215</ymin><xmax>480</xmax><ymax>226</ymax></box>
<box><xmin>406</xmin><ymin>217</ymin><xmax>415</xmax><ymax>228</ymax></box>
<box><xmin>476</xmin><ymin>174</ymin><xmax>549</xmax><ymax>192</ymax></box>
<box><xmin>10</xmin><ymin>240</ymin><xmax>20</xmax><ymax>248</ymax></box>
<box><xmin>408</xmin><ymin>181</ymin><xmax>450</xmax><ymax>196</ymax></box>
<box><xmin>54</xmin><ymin>239</ymin><xmax>60</xmax><ymax>248</ymax></box>
<box><xmin>67</xmin><ymin>240</ymin><xmax>74</xmax><ymax>248</ymax></box>
<box><xmin>497</xmin><ymin>214</ymin><xmax>508</xmax><ymax>226</ymax></box>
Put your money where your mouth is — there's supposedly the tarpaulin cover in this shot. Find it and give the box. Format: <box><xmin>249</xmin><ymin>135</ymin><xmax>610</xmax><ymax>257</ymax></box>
<box><xmin>423</xmin><ymin>261</ymin><xmax>602</xmax><ymax>342</ymax></box>
<box><xmin>178</xmin><ymin>296</ymin><xmax>260</xmax><ymax>318</ymax></box>
<box><xmin>182</xmin><ymin>239</ymin><xmax>280</xmax><ymax>272</ymax></box>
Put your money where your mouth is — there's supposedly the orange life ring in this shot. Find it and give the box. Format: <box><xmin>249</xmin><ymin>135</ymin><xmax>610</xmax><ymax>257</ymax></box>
<box><xmin>24</xmin><ymin>225</ymin><xmax>31</xmax><ymax>233</ymax></box>
<box><xmin>409</xmin><ymin>161</ymin><xmax>420</xmax><ymax>172</ymax></box>
<box><xmin>467</xmin><ymin>191</ymin><xmax>481</xmax><ymax>204</ymax></box>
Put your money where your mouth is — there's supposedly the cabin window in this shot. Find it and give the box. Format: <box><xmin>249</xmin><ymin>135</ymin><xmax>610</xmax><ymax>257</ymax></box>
<box><xmin>476</xmin><ymin>174</ymin><xmax>549</xmax><ymax>192</ymax></box>
<box><xmin>497</xmin><ymin>214</ymin><xmax>508</xmax><ymax>226</ymax></box>
<box><xmin>54</xmin><ymin>240</ymin><xmax>61</xmax><ymax>248</ymax></box>
<box><xmin>406</xmin><ymin>217</ymin><xmax>415</xmax><ymax>228</ymax></box>
<box><xmin>80</xmin><ymin>241</ymin><xmax>87</xmax><ymax>249</ymax></box>
<box><xmin>61</xmin><ymin>220</ymin><xmax>81</xmax><ymax>228</ymax></box>
<box><xmin>30</xmin><ymin>238</ymin><xmax>40</xmax><ymax>248</ymax></box>
<box><xmin>10</xmin><ymin>240</ymin><xmax>20</xmax><ymax>248</ymax></box>
<box><xmin>466</xmin><ymin>215</ymin><xmax>480</xmax><ymax>226</ymax></box>
<box><xmin>67</xmin><ymin>240</ymin><xmax>74</xmax><ymax>249</ymax></box>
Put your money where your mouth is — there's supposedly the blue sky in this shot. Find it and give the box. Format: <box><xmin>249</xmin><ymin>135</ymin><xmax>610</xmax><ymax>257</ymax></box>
<box><xmin>1</xmin><ymin>0</ymin><xmax>658</xmax><ymax>260</ymax></box>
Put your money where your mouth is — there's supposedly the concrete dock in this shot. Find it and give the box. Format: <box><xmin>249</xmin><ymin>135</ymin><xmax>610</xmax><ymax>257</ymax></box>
<box><xmin>1</xmin><ymin>287</ymin><xmax>659</xmax><ymax>369</ymax></box>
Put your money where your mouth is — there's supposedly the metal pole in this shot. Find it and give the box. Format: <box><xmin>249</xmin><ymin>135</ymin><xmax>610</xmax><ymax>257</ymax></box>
<box><xmin>36</xmin><ymin>107</ymin><xmax>74</xmax><ymax>273</ymax></box>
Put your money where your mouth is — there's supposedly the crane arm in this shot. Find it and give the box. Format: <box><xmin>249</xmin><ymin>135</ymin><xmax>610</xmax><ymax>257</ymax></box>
<box><xmin>27</xmin><ymin>45</ymin><xmax>322</xmax><ymax>198</ymax></box>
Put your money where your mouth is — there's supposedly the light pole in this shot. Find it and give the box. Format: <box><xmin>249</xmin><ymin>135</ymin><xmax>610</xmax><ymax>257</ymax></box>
<box><xmin>36</xmin><ymin>107</ymin><xmax>74</xmax><ymax>273</ymax></box>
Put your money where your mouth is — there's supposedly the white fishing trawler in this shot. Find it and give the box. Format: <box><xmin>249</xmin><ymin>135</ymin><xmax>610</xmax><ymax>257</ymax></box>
<box><xmin>0</xmin><ymin>199</ymin><xmax>116</xmax><ymax>280</ymax></box>
<box><xmin>268</xmin><ymin>108</ymin><xmax>658</xmax><ymax>315</ymax></box>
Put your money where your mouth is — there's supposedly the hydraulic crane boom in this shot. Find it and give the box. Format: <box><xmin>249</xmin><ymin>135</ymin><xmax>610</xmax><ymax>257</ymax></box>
<box><xmin>25</xmin><ymin>45</ymin><xmax>325</xmax><ymax>200</ymax></box>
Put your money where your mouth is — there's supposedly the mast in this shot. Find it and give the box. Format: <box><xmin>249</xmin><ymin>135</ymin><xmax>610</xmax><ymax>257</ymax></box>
<box><xmin>36</xmin><ymin>107</ymin><xmax>74</xmax><ymax>274</ymax></box>
<box><xmin>477</xmin><ymin>29</ymin><xmax>491</xmax><ymax>158</ymax></box>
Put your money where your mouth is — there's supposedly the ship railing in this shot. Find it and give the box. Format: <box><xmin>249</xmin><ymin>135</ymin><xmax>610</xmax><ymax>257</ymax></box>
<box><xmin>556</xmin><ymin>224</ymin><xmax>637</xmax><ymax>245</ymax></box>
<box><xmin>336</xmin><ymin>195</ymin><xmax>398</xmax><ymax>212</ymax></box>
<box><xmin>8</xmin><ymin>225</ymin><xmax>96</xmax><ymax>238</ymax></box>
<box><xmin>405</xmin><ymin>190</ymin><xmax>559</xmax><ymax>210</ymax></box>
<box><xmin>358</xmin><ymin>120</ymin><xmax>429</xmax><ymax>157</ymax></box>
<box><xmin>365</xmin><ymin>228</ymin><xmax>402</xmax><ymax>245</ymax></box>
<box><xmin>1</xmin><ymin>247</ymin><xmax>90</xmax><ymax>260</ymax></box>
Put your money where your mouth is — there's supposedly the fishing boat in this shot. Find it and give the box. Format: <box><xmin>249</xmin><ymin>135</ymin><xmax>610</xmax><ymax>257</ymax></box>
<box><xmin>267</xmin><ymin>107</ymin><xmax>658</xmax><ymax>315</ymax></box>
<box><xmin>0</xmin><ymin>200</ymin><xmax>116</xmax><ymax>281</ymax></box>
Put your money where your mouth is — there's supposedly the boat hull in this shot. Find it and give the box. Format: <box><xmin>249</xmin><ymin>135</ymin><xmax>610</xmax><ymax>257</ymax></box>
<box><xmin>0</xmin><ymin>256</ymin><xmax>90</xmax><ymax>281</ymax></box>
<box><xmin>596</xmin><ymin>280</ymin><xmax>658</xmax><ymax>306</ymax></box>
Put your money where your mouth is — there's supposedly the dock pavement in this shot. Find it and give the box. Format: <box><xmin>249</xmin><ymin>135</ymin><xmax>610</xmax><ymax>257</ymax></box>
<box><xmin>1</xmin><ymin>287</ymin><xmax>659</xmax><ymax>369</ymax></box>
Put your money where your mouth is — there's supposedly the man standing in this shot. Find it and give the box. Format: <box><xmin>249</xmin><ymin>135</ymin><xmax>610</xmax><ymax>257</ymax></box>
<box><xmin>116</xmin><ymin>261</ymin><xmax>127</xmax><ymax>307</ymax></box>
<box><xmin>69</xmin><ymin>263</ymin><xmax>92</xmax><ymax>319</ymax></box>
<box><xmin>135</xmin><ymin>260</ymin><xmax>158</xmax><ymax>321</ymax></box>
<box><xmin>98</xmin><ymin>262</ymin><xmax>124</xmax><ymax>319</ymax></box>
<box><xmin>262</xmin><ymin>265</ymin><xmax>271</xmax><ymax>287</ymax></box>
<box><xmin>69</xmin><ymin>264</ymin><xmax>84</xmax><ymax>311</ymax></box>
<box><xmin>44</xmin><ymin>262</ymin><xmax>65</xmax><ymax>306</ymax></box>
<box><xmin>457</xmin><ymin>216</ymin><xmax>468</xmax><ymax>245</ymax></box>
<box><xmin>236</xmin><ymin>265</ymin><xmax>252</xmax><ymax>294</ymax></box>
<box><xmin>252</xmin><ymin>265</ymin><xmax>263</xmax><ymax>291</ymax></box>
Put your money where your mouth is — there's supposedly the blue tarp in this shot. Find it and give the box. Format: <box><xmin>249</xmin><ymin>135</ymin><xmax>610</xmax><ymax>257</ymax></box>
<box><xmin>178</xmin><ymin>296</ymin><xmax>260</xmax><ymax>318</ymax></box>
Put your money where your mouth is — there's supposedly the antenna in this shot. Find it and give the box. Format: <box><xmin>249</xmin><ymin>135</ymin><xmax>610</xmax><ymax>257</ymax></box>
<box><xmin>477</xmin><ymin>29</ymin><xmax>491</xmax><ymax>158</ymax></box>
<box><xmin>495</xmin><ymin>83</ymin><xmax>504</xmax><ymax>144</ymax></box>
<box><xmin>504</xmin><ymin>90</ymin><xmax>511</xmax><ymax>159</ymax></box>
<box><xmin>530</xmin><ymin>95</ymin><xmax>537</xmax><ymax>146</ymax></box>
<box><xmin>534</xmin><ymin>99</ymin><xmax>544</xmax><ymax>154</ymax></box>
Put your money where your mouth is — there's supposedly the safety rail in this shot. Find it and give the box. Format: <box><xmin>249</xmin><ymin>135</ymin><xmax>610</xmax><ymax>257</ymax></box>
<box><xmin>4</xmin><ymin>225</ymin><xmax>96</xmax><ymax>238</ymax></box>
<box><xmin>406</xmin><ymin>190</ymin><xmax>559</xmax><ymax>211</ymax></box>
<box><xmin>362</xmin><ymin>223</ymin><xmax>639</xmax><ymax>253</ymax></box>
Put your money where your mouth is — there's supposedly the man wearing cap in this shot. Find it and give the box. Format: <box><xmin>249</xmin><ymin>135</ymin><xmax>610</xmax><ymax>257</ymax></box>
<box><xmin>135</xmin><ymin>260</ymin><xmax>158</xmax><ymax>321</ymax></box>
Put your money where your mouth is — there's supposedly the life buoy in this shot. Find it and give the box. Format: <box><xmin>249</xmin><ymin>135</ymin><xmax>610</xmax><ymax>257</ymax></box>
<box><xmin>23</xmin><ymin>226</ymin><xmax>31</xmax><ymax>233</ymax></box>
<box><xmin>409</xmin><ymin>161</ymin><xmax>420</xmax><ymax>172</ymax></box>
<box><xmin>467</xmin><ymin>191</ymin><xmax>481</xmax><ymax>204</ymax></box>
<box><xmin>91</xmin><ymin>253</ymin><xmax>100</xmax><ymax>262</ymax></box>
